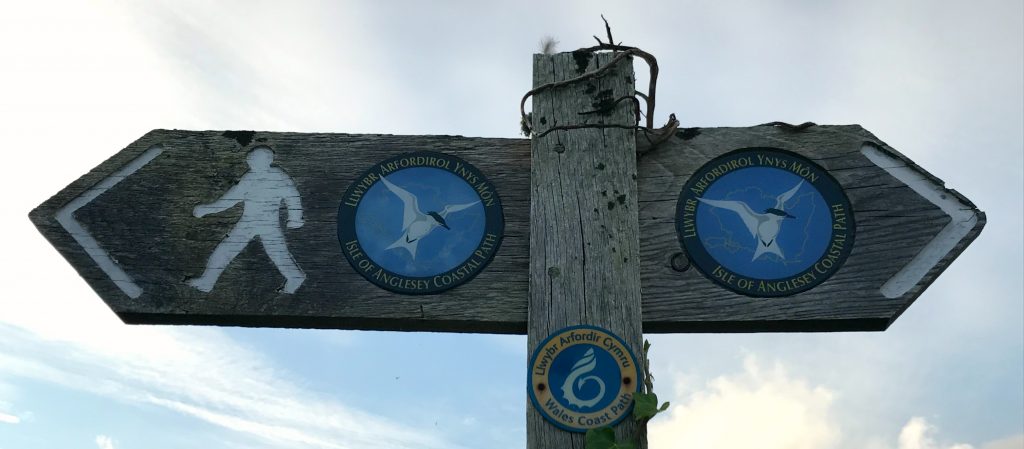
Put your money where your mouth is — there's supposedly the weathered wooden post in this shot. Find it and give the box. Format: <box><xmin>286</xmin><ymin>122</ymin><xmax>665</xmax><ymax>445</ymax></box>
<box><xmin>30</xmin><ymin>29</ymin><xmax>986</xmax><ymax>449</ymax></box>
<box><xmin>527</xmin><ymin>52</ymin><xmax>645</xmax><ymax>447</ymax></box>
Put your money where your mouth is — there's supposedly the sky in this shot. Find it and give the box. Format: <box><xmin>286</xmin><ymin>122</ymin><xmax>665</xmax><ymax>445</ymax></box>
<box><xmin>1</xmin><ymin>1</ymin><xmax>1021</xmax><ymax>448</ymax></box>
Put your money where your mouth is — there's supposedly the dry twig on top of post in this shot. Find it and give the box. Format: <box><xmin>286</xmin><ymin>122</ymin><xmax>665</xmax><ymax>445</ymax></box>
<box><xmin>520</xmin><ymin>15</ymin><xmax>679</xmax><ymax>155</ymax></box>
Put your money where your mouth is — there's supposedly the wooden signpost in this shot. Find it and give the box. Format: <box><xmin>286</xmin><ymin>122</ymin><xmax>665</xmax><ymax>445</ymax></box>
<box><xmin>526</xmin><ymin>52</ymin><xmax>645</xmax><ymax>445</ymax></box>
<box><xmin>31</xmin><ymin>48</ymin><xmax>984</xmax><ymax>448</ymax></box>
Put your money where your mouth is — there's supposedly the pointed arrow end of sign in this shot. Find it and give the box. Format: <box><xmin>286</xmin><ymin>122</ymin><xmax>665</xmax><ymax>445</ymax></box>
<box><xmin>30</xmin><ymin>144</ymin><xmax>165</xmax><ymax>300</ymax></box>
<box><xmin>861</xmin><ymin>143</ymin><xmax>986</xmax><ymax>300</ymax></box>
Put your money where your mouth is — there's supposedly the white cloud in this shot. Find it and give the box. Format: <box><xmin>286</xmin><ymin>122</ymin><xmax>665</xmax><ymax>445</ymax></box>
<box><xmin>0</xmin><ymin>320</ymin><xmax>464</xmax><ymax>449</ymax></box>
<box><xmin>0</xmin><ymin>392</ymin><xmax>19</xmax><ymax>425</ymax></box>
<box><xmin>0</xmin><ymin>412</ymin><xmax>19</xmax><ymax>425</ymax></box>
<box><xmin>980</xmin><ymin>435</ymin><xmax>1024</xmax><ymax>449</ymax></box>
<box><xmin>649</xmin><ymin>355</ymin><xmax>840</xmax><ymax>449</ymax></box>
<box><xmin>649</xmin><ymin>357</ymin><xmax>993</xmax><ymax>449</ymax></box>
<box><xmin>898</xmin><ymin>417</ymin><xmax>974</xmax><ymax>449</ymax></box>
<box><xmin>95</xmin><ymin>435</ymin><xmax>116</xmax><ymax>449</ymax></box>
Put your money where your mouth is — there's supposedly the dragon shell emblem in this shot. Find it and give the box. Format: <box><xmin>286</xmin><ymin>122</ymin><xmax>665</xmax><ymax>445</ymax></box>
<box><xmin>560</xmin><ymin>348</ymin><xmax>607</xmax><ymax>409</ymax></box>
<box><xmin>528</xmin><ymin>325</ymin><xmax>641</xmax><ymax>432</ymax></box>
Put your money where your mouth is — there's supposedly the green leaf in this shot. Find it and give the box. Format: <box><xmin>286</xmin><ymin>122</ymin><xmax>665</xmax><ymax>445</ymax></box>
<box><xmin>584</xmin><ymin>427</ymin><xmax>636</xmax><ymax>449</ymax></box>
<box><xmin>632</xmin><ymin>392</ymin><xmax>660</xmax><ymax>421</ymax></box>
<box><xmin>585</xmin><ymin>427</ymin><xmax>616</xmax><ymax>449</ymax></box>
<box><xmin>659</xmin><ymin>401</ymin><xmax>671</xmax><ymax>413</ymax></box>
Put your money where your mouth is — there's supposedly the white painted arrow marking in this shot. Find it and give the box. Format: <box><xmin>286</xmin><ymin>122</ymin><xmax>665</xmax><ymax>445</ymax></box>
<box><xmin>861</xmin><ymin>144</ymin><xmax>980</xmax><ymax>299</ymax></box>
<box><xmin>55</xmin><ymin>145</ymin><xmax>164</xmax><ymax>299</ymax></box>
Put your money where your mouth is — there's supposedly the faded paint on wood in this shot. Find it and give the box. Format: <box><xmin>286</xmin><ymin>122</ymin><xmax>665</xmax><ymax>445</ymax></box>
<box><xmin>525</xmin><ymin>52</ymin><xmax>645</xmax><ymax>448</ymax></box>
<box><xmin>187</xmin><ymin>146</ymin><xmax>306</xmax><ymax>294</ymax></box>
<box><xmin>635</xmin><ymin>125</ymin><xmax>985</xmax><ymax>332</ymax></box>
<box><xmin>30</xmin><ymin>127</ymin><xmax>983</xmax><ymax>333</ymax></box>
<box><xmin>31</xmin><ymin>132</ymin><xmax>531</xmax><ymax>333</ymax></box>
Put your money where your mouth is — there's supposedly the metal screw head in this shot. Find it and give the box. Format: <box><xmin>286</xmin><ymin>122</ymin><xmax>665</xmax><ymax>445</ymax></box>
<box><xmin>670</xmin><ymin>252</ymin><xmax>691</xmax><ymax>272</ymax></box>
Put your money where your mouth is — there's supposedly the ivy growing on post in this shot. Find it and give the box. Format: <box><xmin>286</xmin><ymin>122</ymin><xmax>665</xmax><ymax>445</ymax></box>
<box><xmin>585</xmin><ymin>340</ymin><xmax>670</xmax><ymax>449</ymax></box>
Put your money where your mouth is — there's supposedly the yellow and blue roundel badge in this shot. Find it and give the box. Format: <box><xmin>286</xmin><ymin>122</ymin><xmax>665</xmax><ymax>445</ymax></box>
<box><xmin>528</xmin><ymin>325</ymin><xmax>641</xmax><ymax>432</ymax></box>
<box><xmin>676</xmin><ymin>148</ymin><xmax>855</xmax><ymax>297</ymax></box>
<box><xmin>337</xmin><ymin>151</ymin><xmax>503</xmax><ymax>294</ymax></box>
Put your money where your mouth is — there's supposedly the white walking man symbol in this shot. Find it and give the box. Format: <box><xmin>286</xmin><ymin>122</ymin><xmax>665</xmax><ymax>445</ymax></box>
<box><xmin>187</xmin><ymin>147</ymin><xmax>306</xmax><ymax>294</ymax></box>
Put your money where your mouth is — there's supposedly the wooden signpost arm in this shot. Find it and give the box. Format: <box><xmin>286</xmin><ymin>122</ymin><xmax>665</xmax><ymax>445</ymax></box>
<box><xmin>26</xmin><ymin>36</ymin><xmax>987</xmax><ymax>449</ymax></box>
<box><xmin>527</xmin><ymin>52</ymin><xmax>646</xmax><ymax>448</ymax></box>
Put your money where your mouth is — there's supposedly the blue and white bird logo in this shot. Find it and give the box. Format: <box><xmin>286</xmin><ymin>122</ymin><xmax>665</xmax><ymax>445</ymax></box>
<box><xmin>677</xmin><ymin>148</ymin><xmax>855</xmax><ymax>297</ymax></box>
<box><xmin>338</xmin><ymin>151</ymin><xmax>504</xmax><ymax>295</ymax></box>
<box><xmin>697</xmin><ymin>180</ymin><xmax>803</xmax><ymax>261</ymax></box>
<box><xmin>379</xmin><ymin>175</ymin><xmax>479</xmax><ymax>260</ymax></box>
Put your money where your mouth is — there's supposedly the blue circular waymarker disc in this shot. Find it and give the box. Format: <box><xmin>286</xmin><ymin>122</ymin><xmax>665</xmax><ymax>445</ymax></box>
<box><xmin>676</xmin><ymin>148</ymin><xmax>855</xmax><ymax>297</ymax></box>
<box><xmin>337</xmin><ymin>151</ymin><xmax>504</xmax><ymax>294</ymax></box>
<box><xmin>528</xmin><ymin>325</ymin><xmax>641</xmax><ymax>433</ymax></box>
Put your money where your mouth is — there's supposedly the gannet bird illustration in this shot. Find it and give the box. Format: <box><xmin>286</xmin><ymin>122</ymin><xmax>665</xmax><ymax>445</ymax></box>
<box><xmin>698</xmin><ymin>180</ymin><xmax>804</xmax><ymax>261</ymax></box>
<box><xmin>380</xmin><ymin>175</ymin><xmax>479</xmax><ymax>259</ymax></box>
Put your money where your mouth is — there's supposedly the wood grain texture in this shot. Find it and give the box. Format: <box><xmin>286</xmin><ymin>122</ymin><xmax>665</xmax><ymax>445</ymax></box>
<box><xmin>525</xmin><ymin>52</ymin><xmax>646</xmax><ymax>448</ymax></box>
<box><xmin>30</xmin><ymin>131</ymin><xmax>531</xmax><ymax>333</ymax></box>
<box><xmin>29</xmin><ymin>127</ymin><xmax>983</xmax><ymax>334</ymax></box>
<box><xmin>636</xmin><ymin>124</ymin><xmax>985</xmax><ymax>332</ymax></box>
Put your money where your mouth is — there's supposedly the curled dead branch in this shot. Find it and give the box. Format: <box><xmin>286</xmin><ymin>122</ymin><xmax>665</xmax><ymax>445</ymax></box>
<box><xmin>521</xmin><ymin>16</ymin><xmax>677</xmax><ymax>154</ymax></box>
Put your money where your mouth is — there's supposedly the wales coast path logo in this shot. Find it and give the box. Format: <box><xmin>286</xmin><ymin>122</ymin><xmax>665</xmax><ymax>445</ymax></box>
<box><xmin>528</xmin><ymin>325</ymin><xmax>641</xmax><ymax>433</ymax></box>
<box><xmin>338</xmin><ymin>151</ymin><xmax>503</xmax><ymax>294</ymax></box>
<box><xmin>677</xmin><ymin>148</ymin><xmax>855</xmax><ymax>297</ymax></box>
<box><xmin>561</xmin><ymin>348</ymin><xmax>606</xmax><ymax>409</ymax></box>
